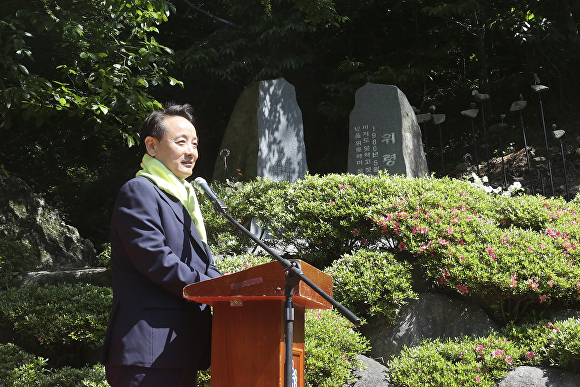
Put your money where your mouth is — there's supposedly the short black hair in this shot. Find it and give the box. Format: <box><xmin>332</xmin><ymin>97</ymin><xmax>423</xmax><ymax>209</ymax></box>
<box><xmin>139</xmin><ymin>103</ymin><xmax>196</xmax><ymax>155</ymax></box>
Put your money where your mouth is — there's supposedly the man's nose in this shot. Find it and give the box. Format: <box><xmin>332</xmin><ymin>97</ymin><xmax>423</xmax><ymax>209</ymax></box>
<box><xmin>185</xmin><ymin>143</ymin><xmax>196</xmax><ymax>155</ymax></box>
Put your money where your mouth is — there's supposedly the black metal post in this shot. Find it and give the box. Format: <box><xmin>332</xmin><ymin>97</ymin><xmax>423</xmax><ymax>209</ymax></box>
<box><xmin>284</xmin><ymin>265</ymin><xmax>301</xmax><ymax>387</ymax></box>
<box><xmin>518</xmin><ymin>110</ymin><xmax>534</xmax><ymax>193</ymax></box>
<box><xmin>538</xmin><ymin>92</ymin><xmax>555</xmax><ymax>196</ymax></box>
<box><xmin>438</xmin><ymin>123</ymin><xmax>445</xmax><ymax>171</ymax></box>
<box><xmin>480</xmin><ymin>103</ymin><xmax>491</xmax><ymax>177</ymax></box>
<box><xmin>470</xmin><ymin>118</ymin><xmax>480</xmax><ymax>176</ymax></box>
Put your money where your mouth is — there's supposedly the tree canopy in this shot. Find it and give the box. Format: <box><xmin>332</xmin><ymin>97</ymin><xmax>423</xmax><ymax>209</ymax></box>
<box><xmin>2</xmin><ymin>0</ymin><xmax>580</xmax><ymax>245</ymax></box>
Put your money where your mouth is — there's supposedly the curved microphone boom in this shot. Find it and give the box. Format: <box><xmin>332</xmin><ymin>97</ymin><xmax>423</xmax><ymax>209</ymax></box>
<box><xmin>193</xmin><ymin>177</ymin><xmax>227</xmax><ymax>214</ymax></box>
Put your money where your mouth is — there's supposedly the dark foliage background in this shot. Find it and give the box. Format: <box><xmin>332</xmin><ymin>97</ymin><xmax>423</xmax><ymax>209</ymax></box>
<box><xmin>2</xmin><ymin>0</ymin><xmax>580</xmax><ymax>247</ymax></box>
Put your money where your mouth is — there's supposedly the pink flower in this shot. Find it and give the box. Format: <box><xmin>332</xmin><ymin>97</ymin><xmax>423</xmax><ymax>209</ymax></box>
<box><xmin>528</xmin><ymin>278</ymin><xmax>539</xmax><ymax>291</ymax></box>
<box><xmin>329</xmin><ymin>200</ymin><xmax>336</xmax><ymax>205</ymax></box>
<box><xmin>398</xmin><ymin>242</ymin><xmax>406</xmax><ymax>251</ymax></box>
<box><xmin>549</xmin><ymin>279</ymin><xmax>554</xmax><ymax>287</ymax></box>
<box><xmin>526</xmin><ymin>351</ymin><xmax>534</xmax><ymax>359</ymax></box>
<box><xmin>446</xmin><ymin>227</ymin><xmax>454</xmax><ymax>235</ymax></box>
<box><xmin>475</xmin><ymin>344</ymin><xmax>484</xmax><ymax>353</ymax></box>
<box><xmin>509</xmin><ymin>275</ymin><xmax>518</xmax><ymax>289</ymax></box>
<box><xmin>457</xmin><ymin>284</ymin><xmax>469</xmax><ymax>294</ymax></box>
<box><xmin>475</xmin><ymin>376</ymin><xmax>481</xmax><ymax>382</ymax></box>
<box><xmin>539</xmin><ymin>295</ymin><xmax>547</xmax><ymax>303</ymax></box>
<box><xmin>505</xmin><ymin>356</ymin><xmax>512</xmax><ymax>365</ymax></box>
<box><xmin>412</xmin><ymin>225</ymin><xmax>419</xmax><ymax>234</ymax></box>
<box><xmin>353</xmin><ymin>228</ymin><xmax>360</xmax><ymax>236</ymax></box>
<box><xmin>492</xmin><ymin>349</ymin><xmax>504</xmax><ymax>358</ymax></box>
<box><xmin>439</xmin><ymin>239</ymin><xmax>449</xmax><ymax>245</ymax></box>
<box><xmin>486</xmin><ymin>246</ymin><xmax>497</xmax><ymax>261</ymax></box>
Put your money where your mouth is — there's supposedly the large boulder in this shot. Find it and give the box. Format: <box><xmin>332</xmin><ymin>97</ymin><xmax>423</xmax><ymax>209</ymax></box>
<box><xmin>346</xmin><ymin>355</ymin><xmax>390</xmax><ymax>387</ymax></box>
<box><xmin>0</xmin><ymin>176</ymin><xmax>96</xmax><ymax>269</ymax></box>
<box><xmin>498</xmin><ymin>366</ymin><xmax>580</xmax><ymax>387</ymax></box>
<box><xmin>360</xmin><ymin>293</ymin><xmax>498</xmax><ymax>361</ymax></box>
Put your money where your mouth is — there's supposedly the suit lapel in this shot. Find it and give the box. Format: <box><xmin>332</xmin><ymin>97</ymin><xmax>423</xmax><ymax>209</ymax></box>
<box><xmin>149</xmin><ymin>182</ymin><xmax>208</xmax><ymax>256</ymax></box>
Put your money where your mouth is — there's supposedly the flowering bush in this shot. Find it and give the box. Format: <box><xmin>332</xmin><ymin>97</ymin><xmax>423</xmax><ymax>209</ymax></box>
<box><xmin>324</xmin><ymin>249</ymin><xmax>416</xmax><ymax>321</ymax></box>
<box><xmin>465</xmin><ymin>173</ymin><xmax>524</xmax><ymax>197</ymax></box>
<box><xmin>202</xmin><ymin>173</ymin><xmax>580</xmax><ymax>324</ymax></box>
<box><xmin>390</xmin><ymin>317</ymin><xmax>580</xmax><ymax>386</ymax></box>
<box><xmin>503</xmin><ymin>318</ymin><xmax>580</xmax><ymax>370</ymax></box>
<box><xmin>388</xmin><ymin>333</ymin><xmax>527</xmax><ymax>387</ymax></box>
<box><xmin>368</xmin><ymin>176</ymin><xmax>580</xmax><ymax>322</ymax></box>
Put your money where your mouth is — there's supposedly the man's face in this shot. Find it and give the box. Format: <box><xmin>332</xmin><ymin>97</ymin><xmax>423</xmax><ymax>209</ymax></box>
<box><xmin>148</xmin><ymin>116</ymin><xmax>198</xmax><ymax>180</ymax></box>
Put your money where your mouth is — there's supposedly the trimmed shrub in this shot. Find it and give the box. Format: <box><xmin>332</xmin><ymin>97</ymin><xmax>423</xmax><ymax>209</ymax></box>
<box><xmin>305</xmin><ymin>309</ymin><xmax>370</xmax><ymax>387</ymax></box>
<box><xmin>0</xmin><ymin>283</ymin><xmax>112</xmax><ymax>367</ymax></box>
<box><xmin>388</xmin><ymin>333</ymin><xmax>526</xmax><ymax>387</ymax></box>
<box><xmin>199</xmin><ymin>178</ymin><xmax>287</xmax><ymax>256</ymax></box>
<box><xmin>502</xmin><ymin>318</ymin><xmax>580</xmax><ymax>370</ymax></box>
<box><xmin>0</xmin><ymin>343</ymin><xmax>107</xmax><ymax>387</ymax></box>
<box><xmin>324</xmin><ymin>249</ymin><xmax>416</xmax><ymax>321</ymax></box>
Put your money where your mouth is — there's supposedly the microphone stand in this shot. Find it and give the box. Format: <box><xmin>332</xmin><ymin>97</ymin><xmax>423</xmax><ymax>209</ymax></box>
<box><xmin>205</xmin><ymin>193</ymin><xmax>361</xmax><ymax>387</ymax></box>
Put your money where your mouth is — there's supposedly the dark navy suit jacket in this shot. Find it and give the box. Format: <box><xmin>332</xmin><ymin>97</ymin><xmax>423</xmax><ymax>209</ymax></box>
<box><xmin>101</xmin><ymin>176</ymin><xmax>222</xmax><ymax>369</ymax></box>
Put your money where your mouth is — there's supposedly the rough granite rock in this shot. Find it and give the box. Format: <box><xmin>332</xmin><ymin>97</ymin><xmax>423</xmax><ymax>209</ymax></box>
<box><xmin>361</xmin><ymin>293</ymin><xmax>498</xmax><ymax>361</ymax></box>
<box><xmin>0</xmin><ymin>176</ymin><xmax>96</xmax><ymax>269</ymax></box>
<box><xmin>498</xmin><ymin>366</ymin><xmax>580</xmax><ymax>387</ymax></box>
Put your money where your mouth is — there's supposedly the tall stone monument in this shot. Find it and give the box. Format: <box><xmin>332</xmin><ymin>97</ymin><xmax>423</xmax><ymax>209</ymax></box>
<box><xmin>348</xmin><ymin>83</ymin><xmax>428</xmax><ymax>177</ymax></box>
<box><xmin>212</xmin><ymin>78</ymin><xmax>308</xmax><ymax>182</ymax></box>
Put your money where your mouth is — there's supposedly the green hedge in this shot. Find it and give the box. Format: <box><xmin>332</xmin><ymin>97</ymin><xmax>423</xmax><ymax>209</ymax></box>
<box><xmin>0</xmin><ymin>343</ymin><xmax>107</xmax><ymax>387</ymax></box>
<box><xmin>324</xmin><ymin>249</ymin><xmax>416</xmax><ymax>322</ymax></box>
<box><xmin>0</xmin><ymin>283</ymin><xmax>111</xmax><ymax>367</ymax></box>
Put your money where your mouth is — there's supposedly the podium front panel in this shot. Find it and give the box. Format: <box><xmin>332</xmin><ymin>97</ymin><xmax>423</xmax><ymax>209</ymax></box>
<box><xmin>210</xmin><ymin>299</ymin><xmax>305</xmax><ymax>387</ymax></box>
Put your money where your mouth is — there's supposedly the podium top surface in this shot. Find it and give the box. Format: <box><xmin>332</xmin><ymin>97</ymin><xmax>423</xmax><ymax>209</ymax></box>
<box><xmin>183</xmin><ymin>260</ymin><xmax>333</xmax><ymax>309</ymax></box>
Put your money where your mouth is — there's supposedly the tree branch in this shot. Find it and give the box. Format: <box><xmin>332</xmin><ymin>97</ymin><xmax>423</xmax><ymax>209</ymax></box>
<box><xmin>180</xmin><ymin>0</ymin><xmax>241</xmax><ymax>29</ymax></box>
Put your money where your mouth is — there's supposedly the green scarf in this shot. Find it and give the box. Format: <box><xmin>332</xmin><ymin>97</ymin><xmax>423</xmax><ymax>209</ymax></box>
<box><xmin>136</xmin><ymin>154</ymin><xmax>207</xmax><ymax>245</ymax></box>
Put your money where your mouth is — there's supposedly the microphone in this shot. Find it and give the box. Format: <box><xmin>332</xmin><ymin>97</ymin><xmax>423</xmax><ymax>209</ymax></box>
<box><xmin>194</xmin><ymin>177</ymin><xmax>227</xmax><ymax>214</ymax></box>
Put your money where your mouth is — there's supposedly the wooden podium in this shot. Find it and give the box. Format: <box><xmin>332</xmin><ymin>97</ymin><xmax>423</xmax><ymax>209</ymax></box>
<box><xmin>183</xmin><ymin>260</ymin><xmax>333</xmax><ymax>387</ymax></box>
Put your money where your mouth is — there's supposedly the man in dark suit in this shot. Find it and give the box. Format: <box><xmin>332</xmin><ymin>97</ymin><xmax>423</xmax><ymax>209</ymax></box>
<box><xmin>101</xmin><ymin>104</ymin><xmax>222</xmax><ymax>386</ymax></box>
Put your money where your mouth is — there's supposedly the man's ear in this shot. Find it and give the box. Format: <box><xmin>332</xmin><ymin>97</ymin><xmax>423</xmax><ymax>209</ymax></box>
<box><xmin>144</xmin><ymin>136</ymin><xmax>158</xmax><ymax>156</ymax></box>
